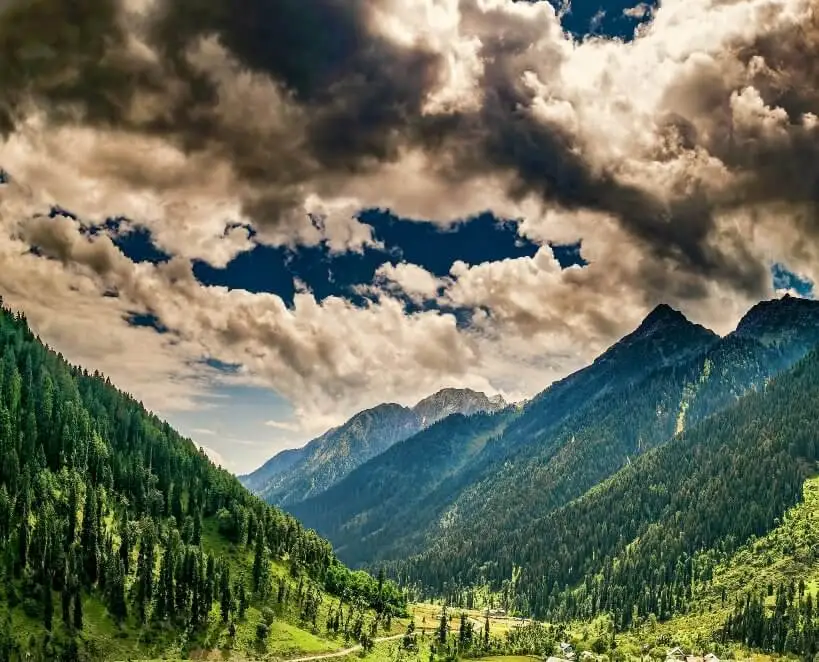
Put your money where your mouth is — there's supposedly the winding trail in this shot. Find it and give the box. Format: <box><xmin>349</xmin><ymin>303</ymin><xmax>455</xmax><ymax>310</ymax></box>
<box><xmin>287</xmin><ymin>633</ymin><xmax>405</xmax><ymax>662</ymax></box>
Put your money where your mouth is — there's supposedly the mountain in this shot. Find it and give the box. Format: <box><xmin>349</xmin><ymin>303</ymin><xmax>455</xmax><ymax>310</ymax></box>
<box><xmin>291</xmin><ymin>297</ymin><xmax>819</xmax><ymax>580</ymax></box>
<box><xmin>0</xmin><ymin>304</ymin><xmax>405</xmax><ymax>660</ymax></box>
<box><xmin>289</xmin><ymin>303</ymin><xmax>719</xmax><ymax>563</ymax></box>
<box><xmin>239</xmin><ymin>446</ymin><xmax>306</xmax><ymax>494</ymax></box>
<box><xmin>289</xmin><ymin>409</ymin><xmax>516</xmax><ymax>565</ymax></box>
<box><xmin>242</xmin><ymin>388</ymin><xmax>507</xmax><ymax>506</ymax></box>
<box><xmin>413</xmin><ymin>388</ymin><xmax>508</xmax><ymax>427</ymax></box>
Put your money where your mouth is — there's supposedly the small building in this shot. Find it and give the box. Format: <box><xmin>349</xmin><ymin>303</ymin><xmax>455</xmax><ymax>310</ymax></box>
<box><xmin>704</xmin><ymin>654</ymin><xmax>720</xmax><ymax>662</ymax></box>
<box><xmin>666</xmin><ymin>647</ymin><xmax>686</xmax><ymax>662</ymax></box>
<box><xmin>560</xmin><ymin>642</ymin><xmax>576</xmax><ymax>660</ymax></box>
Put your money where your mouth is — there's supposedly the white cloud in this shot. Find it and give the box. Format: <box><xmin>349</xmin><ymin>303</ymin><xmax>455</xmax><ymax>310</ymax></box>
<box><xmin>0</xmin><ymin>0</ymin><xmax>816</xmax><ymax>460</ymax></box>
<box><xmin>264</xmin><ymin>420</ymin><xmax>303</xmax><ymax>433</ymax></box>
<box><xmin>371</xmin><ymin>262</ymin><xmax>446</xmax><ymax>303</ymax></box>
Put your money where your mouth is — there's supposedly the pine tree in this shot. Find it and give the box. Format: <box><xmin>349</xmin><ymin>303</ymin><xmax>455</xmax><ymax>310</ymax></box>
<box><xmin>155</xmin><ymin>544</ymin><xmax>175</xmax><ymax>621</ymax></box>
<box><xmin>108</xmin><ymin>559</ymin><xmax>127</xmax><ymax>622</ymax></box>
<box><xmin>220</xmin><ymin>564</ymin><xmax>232</xmax><ymax>623</ymax></box>
<box><xmin>73</xmin><ymin>588</ymin><xmax>83</xmax><ymax>630</ymax></box>
<box><xmin>193</xmin><ymin>510</ymin><xmax>202</xmax><ymax>546</ymax></box>
<box><xmin>81</xmin><ymin>485</ymin><xmax>99</xmax><ymax>585</ymax></box>
<box><xmin>237</xmin><ymin>581</ymin><xmax>247</xmax><ymax>619</ymax></box>
<box><xmin>135</xmin><ymin>523</ymin><xmax>155</xmax><ymax>623</ymax></box>
<box><xmin>438</xmin><ymin>607</ymin><xmax>448</xmax><ymax>644</ymax></box>
<box><xmin>118</xmin><ymin>516</ymin><xmax>130</xmax><ymax>576</ymax></box>
<box><xmin>253</xmin><ymin>529</ymin><xmax>265</xmax><ymax>593</ymax></box>
<box><xmin>42</xmin><ymin>578</ymin><xmax>53</xmax><ymax>631</ymax></box>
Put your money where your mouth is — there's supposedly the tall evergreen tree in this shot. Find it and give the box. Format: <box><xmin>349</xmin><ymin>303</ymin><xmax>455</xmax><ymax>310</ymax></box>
<box><xmin>220</xmin><ymin>564</ymin><xmax>232</xmax><ymax>623</ymax></box>
<box><xmin>80</xmin><ymin>485</ymin><xmax>99</xmax><ymax>585</ymax></box>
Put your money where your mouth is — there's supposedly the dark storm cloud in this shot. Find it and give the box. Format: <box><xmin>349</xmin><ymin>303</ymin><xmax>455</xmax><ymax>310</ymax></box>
<box><xmin>1</xmin><ymin>0</ymin><xmax>817</xmax><ymax>300</ymax></box>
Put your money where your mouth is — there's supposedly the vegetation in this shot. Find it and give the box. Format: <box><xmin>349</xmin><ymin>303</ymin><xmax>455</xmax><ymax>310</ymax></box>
<box><xmin>0</xmin><ymin>302</ymin><xmax>405</xmax><ymax>660</ymax></box>
<box><xmin>293</xmin><ymin>299</ymin><xmax>819</xmax><ymax>618</ymax></box>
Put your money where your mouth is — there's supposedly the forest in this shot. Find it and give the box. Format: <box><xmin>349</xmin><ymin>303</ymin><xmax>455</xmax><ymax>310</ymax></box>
<box><xmin>393</xmin><ymin>344</ymin><xmax>819</xmax><ymax>657</ymax></box>
<box><xmin>0</xmin><ymin>302</ymin><xmax>405</xmax><ymax>660</ymax></box>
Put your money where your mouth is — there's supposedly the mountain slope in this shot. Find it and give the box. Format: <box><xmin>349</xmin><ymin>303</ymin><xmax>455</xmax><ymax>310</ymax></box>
<box><xmin>290</xmin><ymin>304</ymin><xmax>720</xmax><ymax>565</ymax></box>
<box><xmin>289</xmin><ymin>408</ymin><xmax>516</xmax><ymax>564</ymax></box>
<box><xmin>242</xmin><ymin>388</ymin><xmax>506</xmax><ymax>506</ymax></box>
<box><xmin>396</xmin><ymin>322</ymin><xmax>819</xmax><ymax>634</ymax></box>
<box><xmin>294</xmin><ymin>297</ymin><xmax>819</xmax><ymax>578</ymax></box>
<box><xmin>240</xmin><ymin>446</ymin><xmax>307</xmax><ymax>494</ymax></box>
<box><xmin>0</xmin><ymin>303</ymin><xmax>405</xmax><ymax>661</ymax></box>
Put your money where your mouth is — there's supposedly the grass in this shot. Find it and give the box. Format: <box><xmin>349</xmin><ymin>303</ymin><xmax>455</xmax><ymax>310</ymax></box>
<box><xmin>6</xmin><ymin>514</ymin><xmax>404</xmax><ymax>661</ymax></box>
<box><xmin>409</xmin><ymin>603</ymin><xmax>526</xmax><ymax>639</ymax></box>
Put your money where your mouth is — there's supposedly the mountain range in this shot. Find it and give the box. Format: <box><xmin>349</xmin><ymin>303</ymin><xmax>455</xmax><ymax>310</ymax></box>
<box><xmin>242</xmin><ymin>295</ymin><xmax>819</xmax><ymax>624</ymax></box>
<box><xmin>240</xmin><ymin>388</ymin><xmax>508</xmax><ymax>505</ymax></box>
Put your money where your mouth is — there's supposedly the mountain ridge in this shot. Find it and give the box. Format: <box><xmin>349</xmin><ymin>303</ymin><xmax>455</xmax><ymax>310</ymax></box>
<box><xmin>288</xmin><ymin>296</ymin><xmax>819</xmax><ymax>578</ymax></box>
<box><xmin>241</xmin><ymin>387</ymin><xmax>507</xmax><ymax>506</ymax></box>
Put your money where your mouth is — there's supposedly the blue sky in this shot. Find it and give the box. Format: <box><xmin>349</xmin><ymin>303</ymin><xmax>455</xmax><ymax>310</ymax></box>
<box><xmin>113</xmin><ymin>211</ymin><xmax>590</xmax><ymax>470</ymax></box>
<box><xmin>2</xmin><ymin>0</ymin><xmax>816</xmax><ymax>473</ymax></box>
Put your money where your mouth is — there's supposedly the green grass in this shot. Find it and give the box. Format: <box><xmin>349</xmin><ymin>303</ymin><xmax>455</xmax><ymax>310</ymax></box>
<box><xmin>5</xmin><ymin>515</ymin><xmax>403</xmax><ymax>661</ymax></box>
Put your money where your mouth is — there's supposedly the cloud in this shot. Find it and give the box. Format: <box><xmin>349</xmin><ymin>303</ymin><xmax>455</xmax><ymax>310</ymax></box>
<box><xmin>1</xmin><ymin>0</ymin><xmax>819</xmax><ymax>440</ymax></box>
<box><xmin>264</xmin><ymin>420</ymin><xmax>302</xmax><ymax>433</ymax></box>
<box><xmin>0</xmin><ymin>0</ymin><xmax>816</xmax><ymax>289</ymax></box>
<box><xmin>623</xmin><ymin>3</ymin><xmax>652</xmax><ymax>19</ymax></box>
<box><xmin>371</xmin><ymin>262</ymin><xmax>446</xmax><ymax>303</ymax></box>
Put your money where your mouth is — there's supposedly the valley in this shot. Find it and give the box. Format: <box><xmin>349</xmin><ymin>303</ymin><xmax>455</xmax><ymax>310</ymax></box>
<box><xmin>4</xmin><ymin>296</ymin><xmax>819</xmax><ymax>661</ymax></box>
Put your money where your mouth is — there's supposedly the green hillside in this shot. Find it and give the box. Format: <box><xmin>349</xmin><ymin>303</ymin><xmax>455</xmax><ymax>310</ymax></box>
<box><xmin>605</xmin><ymin>474</ymin><xmax>819</xmax><ymax>659</ymax></box>
<box><xmin>294</xmin><ymin>298</ymin><xmax>819</xmax><ymax>601</ymax></box>
<box><xmin>0</xmin><ymin>303</ymin><xmax>406</xmax><ymax>661</ymax></box>
<box><xmin>394</xmin><ymin>342</ymin><xmax>819</xmax><ymax>656</ymax></box>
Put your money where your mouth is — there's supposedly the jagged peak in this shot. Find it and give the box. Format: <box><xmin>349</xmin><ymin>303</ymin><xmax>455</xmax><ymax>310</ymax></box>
<box><xmin>636</xmin><ymin>303</ymin><xmax>691</xmax><ymax>332</ymax></box>
<box><xmin>412</xmin><ymin>387</ymin><xmax>506</xmax><ymax>410</ymax></box>
<box><xmin>411</xmin><ymin>387</ymin><xmax>507</xmax><ymax>427</ymax></box>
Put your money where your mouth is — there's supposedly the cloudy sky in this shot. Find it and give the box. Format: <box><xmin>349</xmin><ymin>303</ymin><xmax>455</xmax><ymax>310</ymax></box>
<box><xmin>0</xmin><ymin>0</ymin><xmax>817</xmax><ymax>473</ymax></box>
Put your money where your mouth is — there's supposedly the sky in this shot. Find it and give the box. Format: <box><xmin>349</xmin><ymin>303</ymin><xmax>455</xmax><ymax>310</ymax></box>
<box><xmin>0</xmin><ymin>0</ymin><xmax>817</xmax><ymax>473</ymax></box>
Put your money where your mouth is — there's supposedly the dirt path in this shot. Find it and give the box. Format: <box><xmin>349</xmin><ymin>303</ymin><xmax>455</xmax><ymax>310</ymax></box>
<box><xmin>286</xmin><ymin>633</ymin><xmax>405</xmax><ymax>662</ymax></box>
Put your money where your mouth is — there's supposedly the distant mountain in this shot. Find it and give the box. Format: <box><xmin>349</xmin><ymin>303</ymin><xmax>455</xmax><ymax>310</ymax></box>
<box><xmin>289</xmin><ymin>409</ymin><xmax>515</xmax><ymax>564</ymax></box>
<box><xmin>239</xmin><ymin>446</ymin><xmax>307</xmax><ymax>494</ymax></box>
<box><xmin>241</xmin><ymin>388</ymin><xmax>507</xmax><ymax>506</ymax></box>
<box><xmin>413</xmin><ymin>388</ymin><xmax>508</xmax><ymax>427</ymax></box>
<box><xmin>291</xmin><ymin>296</ymin><xmax>819</xmax><ymax>575</ymax></box>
